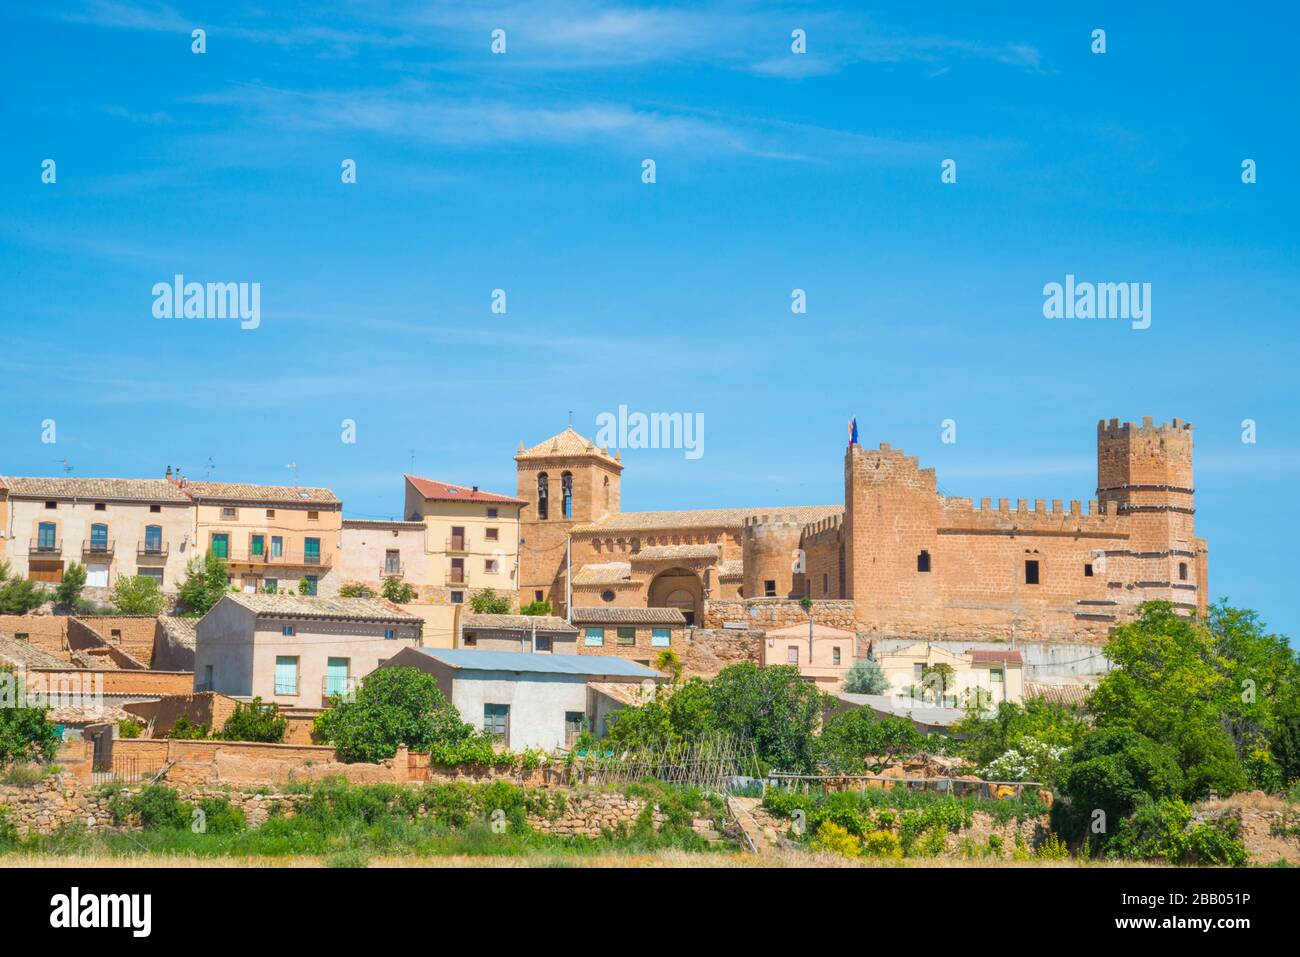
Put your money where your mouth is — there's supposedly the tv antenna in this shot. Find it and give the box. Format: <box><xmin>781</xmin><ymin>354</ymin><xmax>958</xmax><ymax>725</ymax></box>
<box><xmin>55</xmin><ymin>458</ymin><xmax>74</xmax><ymax>476</ymax></box>
<box><xmin>285</xmin><ymin>462</ymin><xmax>299</xmax><ymax>485</ymax></box>
<box><xmin>205</xmin><ymin>456</ymin><xmax>215</xmax><ymax>480</ymax></box>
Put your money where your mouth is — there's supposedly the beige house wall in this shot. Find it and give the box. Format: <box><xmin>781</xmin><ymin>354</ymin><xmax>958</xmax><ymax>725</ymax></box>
<box><xmin>760</xmin><ymin>623</ymin><xmax>856</xmax><ymax>690</ymax></box>
<box><xmin>338</xmin><ymin>523</ymin><xmax>431</xmax><ymax>591</ymax></box>
<box><xmin>875</xmin><ymin>642</ymin><xmax>1024</xmax><ymax>706</ymax></box>
<box><xmin>191</xmin><ymin>500</ymin><xmax>342</xmax><ymax>597</ymax></box>
<box><xmin>404</xmin><ymin>494</ymin><xmax>522</xmax><ymax>604</ymax></box>
<box><xmin>4</xmin><ymin>495</ymin><xmax>193</xmax><ymax>592</ymax></box>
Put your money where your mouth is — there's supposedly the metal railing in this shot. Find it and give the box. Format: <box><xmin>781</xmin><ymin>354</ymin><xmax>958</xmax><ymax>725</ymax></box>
<box><xmin>445</xmin><ymin>538</ymin><xmax>469</xmax><ymax>553</ymax></box>
<box><xmin>381</xmin><ymin>563</ymin><xmax>404</xmax><ymax>578</ymax></box>
<box><xmin>91</xmin><ymin>755</ymin><xmax>166</xmax><ymax>786</ymax></box>
<box><xmin>765</xmin><ymin>772</ymin><xmax>1044</xmax><ymax>800</ymax></box>
<box><xmin>215</xmin><ymin>549</ymin><xmax>332</xmax><ymax>568</ymax></box>
<box><xmin>445</xmin><ymin>569</ymin><xmax>466</xmax><ymax>585</ymax></box>
<box><xmin>30</xmin><ymin>538</ymin><xmax>62</xmax><ymax>555</ymax></box>
<box><xmin>82</xmin><ymin>539</ymin><xmax>115</xmax><ymax>557</ymax></box>
<box><xmin>137</xmin><ymin>541</ymin><xmax>169</xmax><ymax>559</ymax></box>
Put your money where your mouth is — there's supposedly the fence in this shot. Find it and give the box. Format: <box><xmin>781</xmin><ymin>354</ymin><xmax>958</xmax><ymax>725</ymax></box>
<box><xmin>765</xmin><ymin>772</ymin><xmax>1044</xmax><ymax>800</ymax></box>
<box><xmin>91</xmin><ymin>755</ymin><xmax>166</xmax><ymax>786</ymax></box>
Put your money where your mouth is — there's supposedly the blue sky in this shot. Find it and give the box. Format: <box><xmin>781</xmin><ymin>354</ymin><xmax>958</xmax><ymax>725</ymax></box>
<box><xmin>1</xmin><ymin>3</ymin><xmax>1296</xmax><ymax>640</ymax></box>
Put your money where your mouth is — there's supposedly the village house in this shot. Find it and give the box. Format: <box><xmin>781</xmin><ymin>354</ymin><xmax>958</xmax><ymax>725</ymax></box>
<box><xmin>337</xmin><ymin>518</ymin><xmax>430</xmax><ymax>594</ymax></box>
<box><xmin>178</xmin><ymin>477</ymin><xmax>343</xmax><ymax>597</ymax></box>
<box><xmin>569</xmin><ymin>606</ymin><xmax>686</xmax><ymax>669</ymax></box>
<box><xmin>193</xmin><ymin>593</ymin><xmax>422</xmax><ymax>710</ymax></box>
<box><xmin>873</xmin><ymin>641</ymin><xmax>1025</xmax><ymax>707</ymax></box>
<box><xmin>759</xmin><ymin>621</ymin><xmax>858</xmax><ymax>690</ymax></box>
<box><xmin>378</xmin><ymin>647</ymin><xmax>666</xmax><ymax>750</ymax></box>
<box><xmin>0</xmin><ymin>477</ymin><xmax>194</xmax><ymax>592</ymax></box>
<box><xmin>402</xmin><ymin>475</ymin><xmax>525</xmax><ymax>607</ymax></box>
<box><xmin>458</xmin><ymin>613</ymin><xmax>580</xmax><ymax>653</ymax></box>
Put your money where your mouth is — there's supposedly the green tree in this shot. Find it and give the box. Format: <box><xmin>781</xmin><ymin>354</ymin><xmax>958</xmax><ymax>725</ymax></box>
<box><xmin>177</xmin><ymin>550</ymin><xmax>230</xmax><ymax>617</ymax></box>
<box><xmin>53</xmin><ymin>562</ymin><xmax>87</xmax><ymax>607</ymax></box>
<box><xmin>381</xmin><ymin>577</ymin><xmax>415</xmax><ymax>603</ymax></box>
<box><xmin>0</xmin><ymin>576</ymin><xmax>47</xmax><ymax>614</ymax></box>
<box><xmin>817</xmin><ymin>708</ymin><xmax>926</xmax><ymax>773</ymax></box>
<box><xmin>952</xmin><ymin>700</ymin><xmax>1089</xmax><ymax>777</ymax></box>
<box><xmin>338</xmin><ymin>582</ymin><xmax>375</xmax><ymax>598</ymax></box>
<box><xmin>469</xmin><ymin>588</ymin><xmax>511</xmax><ymax>614</ymax></box>
<box><xmin>0</xmin><ymin>665</ymin><xmax>61</xmax><ymax>764</ymax></box>
<box><xmin>519</xmin><ymin>599</ymin><xmax>553</xmax><ymax>616</ymax></box>
<box><xmin>218</xmin><ymin>697</ymin><xmax>287</xmax><ymax>743</ymax></box>
<box><xmin>655</xmin><ymin>648</ymin><xmax>683</xmax><ymax>684</ymax></box>
<box><xmin>841</xmin><ymin>658</ymin><xmax>889</xmax><ymax>695</ymax></box>
<box><xmin>313</xmin><ymin>666</ymin><xmax>482</xmax><ymax>763</ymax></box>
<box><xmin>111</xmin><ymin>574</ymin><xmax>167</xmax><ymax>615</ymax></box>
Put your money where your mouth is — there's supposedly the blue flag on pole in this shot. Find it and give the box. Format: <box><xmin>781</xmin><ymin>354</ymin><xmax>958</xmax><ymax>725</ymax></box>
<box><xmin>848</xmin><ymin>417</ymin><xmax>859</xmax><ymax>447</ymax></box>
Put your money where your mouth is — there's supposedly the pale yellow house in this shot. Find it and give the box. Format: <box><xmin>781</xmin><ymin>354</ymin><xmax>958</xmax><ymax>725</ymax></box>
<box><xmin>0</xmin><ymin>477</ymin><xmax>194</xmax><ymax>592</ymax></box>
<box><xmin>874</xmin><ymin>642</ymin><xmax>1024</xmax><ymax>708</ymax></box>
<box><xmin>403</xmin><ymin>475</ymin><xmax>525</xmax><ymax>607</ymax></box>
<box><xmin>194</xmin><ymin>593</ymin><xmax>422</xmax><ymax>710</ymax></box>
<box><xmin>761</xmin><ymin>622</ymin><xmax>857</xmax><ymax>690</ymax></box>
<box><xmin>179</xmin><ymin>479</ymin><xmax>343</xmax><ymax>597</ymax></box>
<box><xmin>338</xmin><ymin>518</ymin><xmax>430</xmax><ymax>592</ymax></box>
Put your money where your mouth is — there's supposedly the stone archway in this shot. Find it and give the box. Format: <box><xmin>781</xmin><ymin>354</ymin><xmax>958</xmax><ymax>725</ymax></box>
<box><xmin>647</xmin><ymin>567</ymin><xmax>704</xmax><ymax>626</ymax></box>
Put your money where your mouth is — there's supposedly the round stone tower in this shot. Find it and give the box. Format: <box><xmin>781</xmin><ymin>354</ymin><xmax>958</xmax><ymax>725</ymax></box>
<box><xmin>742</xmin><ymin>513</ymin><xmax>805</xmax><ymax>599</ymax></box>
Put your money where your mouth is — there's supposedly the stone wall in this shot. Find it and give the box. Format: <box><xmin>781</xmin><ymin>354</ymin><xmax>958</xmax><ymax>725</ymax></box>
<box><xmin>703</xmin><ymin>598</ymin><xmax>856</xmax><ymax>631</ymax></box>
<box><xmin>679</xmin><ymin>628</ymin><xmax>762</xmax><ymax>675</ymax></box>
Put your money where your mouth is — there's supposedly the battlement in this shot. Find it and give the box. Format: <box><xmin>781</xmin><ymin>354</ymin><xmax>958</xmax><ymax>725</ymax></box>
<box><xmin>801</xmin><ymin>513</ymin><xmax>844</xmax><ymax>548</ymax></box>
<box><xmin>1098</xmin><ymin>416</ymin><xmax>1193</xmax><ymax>437</ymax></box>
<box><xmin>742</xmin><ymin>513</ymin><xmax>804</xmax><ymax>531</ymax></box>
<box><xmin>846</xmin><ymin>442</ymin><xmax>938</xmax><ymax>491</ymax></box>
<box><xmin>939</xmin><ymin>494</ymin><xmax>1125</xmax><ymax>535</ymax></box>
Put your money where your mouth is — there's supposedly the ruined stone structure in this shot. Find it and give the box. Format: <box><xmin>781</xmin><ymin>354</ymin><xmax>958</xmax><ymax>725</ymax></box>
<box><xmin>517</xmin><ymin>418</ymin><xmax>1207</xmax><ymax>645</ymax></box>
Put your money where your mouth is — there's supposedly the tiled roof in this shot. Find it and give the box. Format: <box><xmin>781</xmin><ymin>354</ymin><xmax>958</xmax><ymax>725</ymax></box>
<box><xmin>572</xmin><ymin>505</ymin><xmax>841</xmax><ymax>534</ymax></box>
<box><xmin>631</xmin><ymin>544</ymin><xmax>721</xmax><ymax>562</ymax></box>
<box><xmin>158</xmin><ymin>616</ymin><xmax>198</xmax><ymax>648</ymax></box>
<box><xmin>405</xmin><ymin>475</ymin><xmax>526</xmax><ymax>506</ymax></box>
<box><xmin>181</xmin><ymin>481</ymin><xmax>339</xmax><ymax>506</ymax></box>
<box><xmin>1024</xmin><ymin>681</ymin><xmax>1093</xmax><ymax>707</ymax></box>
<box><xmin>461</xmin><ymin>614</ymin><xmax>578</xmax><ymax>634</ymax></box>
<box><xmin>0</xmin><ymin>635</ymin><xmax>69</xmax><ymax>669</ymax></box>
<box><xmin>570</xmin><ymin>607</ymin><xmax>687</xmax><ymax>625</ymax></box>
<box><xmin>0</xmin><ymin>476</ymin><xmax>191</xmax><ymax>504</ymax></box>
<box><xmin>221</xmin><ymin>593</ymin><xmax>419</xmax><ymax>622</ymax></box>
<box><xmin>968</xmin><ymin>649</ymin><xmax>1023</xmax><ymax>665</ymax></box>
<box><xmin>716</xmin><ymin>559</ymin><xmax>744</xmax><ymax>579</ymax></box>
<box><xmin>572</xmin><ymin>562</ymin><xmax>632</xmax><ymax>585</ymax></box>
<box><xmin>514</xmin><ymin>427</ymin><xmax>621</xmax><ymax>468</ymax></box>
<box><xmin>343</xmin><ymin>517</ymin><xmax>427</xmax><ymax>530</ymax></box>
<box><xmin>407</xmin><ymin>647</ymin><xmax>664</xmax><ymax>679</ymax></box>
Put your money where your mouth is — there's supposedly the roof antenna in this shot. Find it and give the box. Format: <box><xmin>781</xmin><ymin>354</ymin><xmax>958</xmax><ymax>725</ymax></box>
<box><xmin>285</xmin><ymin>462</ymin><xmax>299</xmax><ymax>485</ymax></box>
<box><xmin>205</xmin><ymin>456</ymin><xmax>215</xmax><ymax>480</ymax></box>
<box><xmin>409</xmin><ymin>449</ymin><xmax>415</xmax><ymax>472</ymax></box>
<box><xmin>567</xmin><ymin>410</ymin><xmax>573</xmax><ymax>428</ymax></box>
<box><xmin>55</xmin><ymin>458</ymin><xmax>73</xmax><ymax>476</ymax></box>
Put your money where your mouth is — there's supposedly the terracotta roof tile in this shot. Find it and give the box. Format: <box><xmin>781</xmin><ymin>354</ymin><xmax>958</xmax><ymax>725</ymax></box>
<box><xmin>572</xmin><ymin>562</ymin><xmax>633</xmax><ymax>586</ymax></box>
<box><xmin>514</xmin><ymin>427</ymin><xmax>621</xmax><ymax>468</ymax></box>
<box><xmin>570</xmin><ymin>607</ymin><xmax>687</xmax><ymax>625</ymax></box>
<box><xmin>572</xmin><ymin>505</ymin><xmax>840</xmax><ymax>534</ymax></box>
<box><xmin>461</xmin><ymin>614</ymin><xmax>578</xmax><ymax>634</ymax></box>
<box><xmin>220</xmin><ymin>593</ymin><xmax>420</xmax><ymax>622</ymax></box>
<box><xmin>632</xmin><ymin>544</ymin><xmax>721</xmax><ymax>562</ymax></box>
<box><xmin>0</xmin><ymin>476</ymin><xmax>191</xmax><ymax>504</ymax></box>
<box><xmin>405</xmin><ymin>475</ymin><xmax>526</xmax><ymax>506</ymax></box>
<box><xmin>182</xmin><ymin>481</ymin><xmax>339</xmax><ymax>506</ymax></box>
<box><xmin>968</xmin><ymin>649</ymin><xmax>1023</xmax><ymax>665</ymax></box>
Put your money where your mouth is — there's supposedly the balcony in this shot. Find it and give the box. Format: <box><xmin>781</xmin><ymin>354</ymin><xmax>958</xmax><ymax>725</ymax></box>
<box><xmin>444</xmin><ymin>538</ymin><xmax>469</xmax><ymax>554</ymax></box>
<box><xmin>216</xmin><ymin>549</ymin><xmax>333</xmax><ymax>569</ymax></box>
<box><xmin>380</xmin><ymin>563</ymin><xmax>405</xmax><ymax>578</ymax></box>
<box><xmin>30</xmin><ymin>538</ymin><xmax>62</xmax><ymax>557</ymax></box>
<box><xmin>137</xmin><ymin>541</ymin><xmax>169</xmax><ymax>560</ymax></box>
<box><xmin>82</xmin><ymin>540</ymin><xmax>115</xmax><ymax>559</ymax></box>
<box><xmin>321</xmin><ymin>675</ymin><xmax>359</xmax><ymax>702</ymax></box>
<box><xmin>445</xmin><ymin>569</ymin><xmax>466</xmax><ymax>586</ymax></box>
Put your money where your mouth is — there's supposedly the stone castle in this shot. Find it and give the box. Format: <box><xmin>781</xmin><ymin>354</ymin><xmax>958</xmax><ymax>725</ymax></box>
<box><xmin>515</xmin><ymin>417</ymin><xmax>1207</xmax><ymax>644</ymax></box>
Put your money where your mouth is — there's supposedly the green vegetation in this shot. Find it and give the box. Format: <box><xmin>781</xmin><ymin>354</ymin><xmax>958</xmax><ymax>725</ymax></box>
<box><xmin>817</xmin><ymin>708</ymin><xmax>951</xmax><ymax>773</ymax></box>
<box><xmin>469</xmin><ymin>588</ymin><xmax>511</xmax><ymax>614</ymax></box>
<box><xmin>0</xmin><ymin>560</ymin><xmax>47</xmax><ymax>614</ymax></box>
<box><xmin>380</xmin><ymin>577</ymin><xmax>415</xmax><ymax>604</ymax></box>
<box><xmin>218</xmin><ymin>698</ymin><xmax>288</xmax><ymax>743</ymax></box>
<box><xmin>117</xmin><ymin>718</ymin><xmax>144</xmax><ymax>739</ymax></box>
<box><xmin>110</xmin><ymin>574</ymin><xmax>167</xmax><ymax>615</ymax></box>
<box><xmin>338</xmin><ymin>582</ymin><xmax>375</xmax><ymax>598</ymax></box>
<box><xmin>841</xmin><ymin>658</ymin><xmax>889</xmax><ymax>695</ymax></box>
<box><xmin>0</xmin><ymin>665</ymin><xmax>60</xmax><ymax>765</ymax></box>
<box><xmin>177</xmin><ymin>551</ymin><xmax>230</xmax><ymax>617</ymax></box>
<box><xmin>52</xmin><ymin>562</ymin><xmax>87</xmax><ymax>608</ymax></box>
<box><xmin>519</xmin><ymin>599</ymin><xmax>553</xmax><ymax>616</ymax></box>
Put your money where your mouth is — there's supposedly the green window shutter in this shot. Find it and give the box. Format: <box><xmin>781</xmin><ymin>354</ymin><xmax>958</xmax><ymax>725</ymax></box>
<box><xmin>617</xmin><ymin>627</ymin><xmax>636</xmax><ymax>646</ymax></box>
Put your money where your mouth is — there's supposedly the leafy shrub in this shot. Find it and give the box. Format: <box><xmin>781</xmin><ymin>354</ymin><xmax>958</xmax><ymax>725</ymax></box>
<box><xmin>519</xmin><ymin>600</ymin><xmax>553</xmax><ymax>616</ymax></box>
<box><xmin>167</xmin><ymin>715</ymin><xmax>210</xmax><ymax>740</ymax></box>
<box><xmin>131</xmin><ymin>785</ymin><xmax>191</xmax><ymax>831</ymax></box>
<box><xmin>195</xmin><ymin>796</ymin><xmax>246</xmax><ymax>835</ymax></box>
<box><xmin>1107</xmin><ymin>797</ymin><xmax>1247</xmax><ymax>866</ymax></box>
<box><xmin>117</xmin><ymin>718</ymin><xmax>144</xmax><ymax>739</ymax></box>
<box><xmin>1</xmin><ymin>762</ymin><xmax>47</xmax><ymax>787</ymax></box>
<box><xmin>810</xmin><ymin>820</ymin><xmax>861</xmax><ymax>857</ymax></box>
<box><xmin>338</xmin><ymin>582</ymin><xmax>375</xmax><ymax>598</ymax></box>
<box><xmin>381</xmin><ymin>578</ymin><xmax>415</xmax><ymax>603</ymax></box>
<box><xmin>0</xmin><ymin>666</ymin><xmax>61</xmax><ymax>765</ymax></box>
<box><xmin>111</xmin><ymin>575</ymin><xmax>167</xmax><ymax>615</ymax></box>
<box><xmin>218</xmin><ymin>698</ymin><xmax>287</xmax><ymax>743</ymax></box>
<box><xmin>469</xmin><ymin>588</ymin><xmax>512</xmax><ymax>614</ymax></box>
<box><xmin>53</xmin><ymin>562</ymin><xmax>87</xmax><ymax>608</ymax></box>
<box><xmin>176</xmin><ymin>551</ymin><xmax>230</xmax><ymax>617</ymax></box>
<box><xmin>842</xmin><ymin>658</ymin><xmax>889</xmax><ymax>695</ymax></box>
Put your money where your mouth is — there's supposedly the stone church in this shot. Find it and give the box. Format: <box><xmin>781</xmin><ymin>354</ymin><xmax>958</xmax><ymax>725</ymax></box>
<box><xmin>515</xmin><ymin>417</ymin><xmax>1207</xmax><ymax>644</ymax></box>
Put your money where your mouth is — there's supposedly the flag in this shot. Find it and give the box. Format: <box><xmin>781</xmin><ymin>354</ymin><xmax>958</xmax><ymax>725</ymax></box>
<box><xmin>848</xmin><ymin>417</ymin><xmax>859</xmax><ymax>447</ymax></box>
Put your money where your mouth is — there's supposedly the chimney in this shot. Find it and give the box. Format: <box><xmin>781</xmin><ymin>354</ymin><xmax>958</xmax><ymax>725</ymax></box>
<box><xmin>165</xmin><ymin>465</ymin><xmax>173</xmax><ymax>479</ymax></box>
<box><xmin>472</xmin><ymin>485</ymin><xmax>479</xmax><ymax>493</ymax></box>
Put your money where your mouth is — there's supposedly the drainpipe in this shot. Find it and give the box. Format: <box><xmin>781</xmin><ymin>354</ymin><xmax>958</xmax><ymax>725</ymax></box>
<box><xmin>565</xmin><ymin>534</ymin><xmax>572</xmax><ymax>624</ymax></box>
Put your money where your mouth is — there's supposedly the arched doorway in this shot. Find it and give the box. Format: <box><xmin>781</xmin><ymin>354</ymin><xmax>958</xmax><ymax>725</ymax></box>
<box><xmin>648</xmin><ymin>567</ymin><xmax>704</xmax><ymax>626</ymax></box>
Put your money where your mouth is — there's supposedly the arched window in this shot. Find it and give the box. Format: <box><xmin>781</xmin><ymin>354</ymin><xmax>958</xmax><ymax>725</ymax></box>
<box><xmin>561</xmin><ymin>471</ymin><xmax>573</xmax><ymax>518</ymax></box>
<box><xmin>917</xmin><ymin>550</ymin><xmax>931</xmax><ymax>573</ymax></box>
<box><xmin>537</xmin><ymin>473</ymin><xmax>549</xmax><ymax>520</ymax></box>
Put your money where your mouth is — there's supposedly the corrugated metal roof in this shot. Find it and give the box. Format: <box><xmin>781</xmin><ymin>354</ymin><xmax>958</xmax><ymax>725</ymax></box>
<box><xmin>411</xmin><ymin>647</ymin><xmax>664</xmax><ymax>679</ymax></box>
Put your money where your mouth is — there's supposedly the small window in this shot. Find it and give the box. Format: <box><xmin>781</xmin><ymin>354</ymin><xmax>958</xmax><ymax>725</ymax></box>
<box><xmin>282</xmin><ymin>625</ymin><xmax>295</xmax><ymax>636</ymax></box>
<box><xmin>14</xmin><ymin>633</ymin><xmax>29</xmax><ymax>642</ymax></box>
<box><xmin>307</xmin><ymin>510</ymin><xmax>319</xmax><ymax>521</ymax></box>
<box><xmin>823</xmin><ymin>573</ymin><xmax>829</xmax><ymax>595</ymax></box>
<box><xmin>484</xmin><ymin>704</ymin><xmax>509</xmax><ymax>744</ymax></box>
<box><xmin>601</xmin><ymin>589</ymin><xmax>615</xmax><ymax>602</ymax></box>
<box><xmin>150</xmin><ymin>504</ymin><xmax>161</xmax><ymax>513</ymax></box>
<box><xmin>1084</xmin><ymin>563</ymin><xmax>1094</xmax><ymax>577</ymax></box>
<box><xmin>264</xmin><ymin>578</ymin><xmax>278</xmax><ymax>593</ymax></box>
<box><xmin>917</xmin><ymin>550</ymin><xmax>931</xmax><ymax>573</ymax></box>
<box><xmin>485</xmin><ymin>527</ymin><xmax>499</xmax><ymax>541</ymax></box>
<box><xmin>786</xmin><ymin>646</ymin><xmax>799</xmax><ymax>665</ymax></box>
<box><xmin>913</xmin><ymin>663</ymin><xmax>925</xmax><ymax>681</ymax></box>
<box><xmin>764</xmin><ymin>580</ymin><xmax>777</xmax><ymax>597</ymax></box>
<box><xmin>832</xmin><ymin>647</ymin><xmax>842</xmax><ymax>666</ymax></box>
<box><xmin>487</xmin><ymin>507</ymin><xmax>499</xmax><ymax>519</ymax></box>
<box><xmin>222</xmin><ymin>507</ymin><xmax>237</xmax><ymax>519</ymax></box>
<box><xmin>990</xmin><ymin>668</ymin><xmax>1004</xmax><ymax>684</ymax></box>
<box><xmin>451</xmin><ymin>591</ymin><xmax>463</xmax><ymax>604</ymax></box>
<box><xmin>384</xmin><ymin>628</ymin><xmax>396</xmax><ymax>640</ymax></box>
<box><xmin>534</xmin><ymin>590</ymin><xmax>543</xmax><ymax>602</ymax></box>
<box><xmin>585</xmin><ymin>627</ymin><xmax>605</xmax><ymax>647</ymax></box>
<box><xmin>303</xmin><ymin>575</ymin><xmax>319</xmax><ymax>596</ymax></box>
<box><xmin>652</xmin><ymin>627</ymin><xmax>671</xmax><ymax>647</ymax></box>
<box><xmin>1025</xmin><ymin>560</ymin><xmax>1040</xmax><ymax>585</ymax></box>
<box><xmin>1178</xmin><ymin>562</ymin><xmax>1188</xmax><ymax>581</ymax></box>
<box><xmin>94</xmin><ymin>502</ymin><xmax>106</xmax><ymax>511</ymax></box>
<box><xmin>110</xmin><ymin>629</ymin><xmax>122</xmax><ymax>640</ymax></box>
<box><xmin>45</xmin><ymin>501</ymin><xmax>57</xmax><ymax>510</ymax></box>
<box><xmin>535</xmin><ymin>636</ymin><xmax>552</xmax><ymax>652</ymax></box>
<box><xmin>485</xmin><ymin>559</ymin><xmax>499</xmax><ymax>574</ymax></box>
<box><xmin>266</xmin><ymin>509</ymin><xmax>275</xmax><ymax>518</ymax></box>
<box><xmin>617</xmin><ymin>627</ymin><xmax>635</xmax><ymax>646</ymax></box>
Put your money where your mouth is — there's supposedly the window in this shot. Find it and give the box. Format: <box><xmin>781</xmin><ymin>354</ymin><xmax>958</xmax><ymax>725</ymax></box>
<box><xmin>139</xmin><ymin>568</ymin><xmax>163</xmax><ymax>585</ymax></box>
<box><xmin>485</xmin><ymin>527</ymin><xmax>499</xmax><ymax>541</ymax></box>
<box><xmin>764</xmin><ymin>580</ymin><xmax>776</xmax><ymax>597</ymax></box>
<box><xmin>14</xmin><ymin>633</ymin><xmax>28</xmax><ymax>642</ymax></box>
<box><xmin>203</xmin><ymin>665</ymin><xmax>214</xmax><ymax>692</ymax></box>
<box><xmin>601</xmin><ymin>589</ymin><xmax>615</xmax><ymax>602</ymax></box>
<box><xmin>210</xmin><ymin>533</ymin><xmax>229</xmax><ymax>559</ymax></box>
<box><xmin>384</xmin><ymin>628</ymin><xmax>396</xmax><ymax>640</ymax></box>
<box><xmin>37</xmin><ymin>522</ymin><xmax>57</xmax><ymax>550</ymax></box>
<box><xmin>537</xmin><ymin>473</ymin><xmax>549</xmax><ymax>520</ymax></box>
<box><xmin>264</xmin><ymin>578</ymin><xmax>278</xmax><ymax>593</ymax></box>
<box><xmin>487</xmin><ymin>507</ymin><xmax>499</xmax><ymax>519</ymax></box>
<box><xmin>1025</xmin><ymin>560</ymin><xmax>1040</xmax><ymax>585</ymax></box>
<box><xmin>451</xmin><ymin>591</ymin><xmax>463</xmax><ymax>604</ymax></box>
<box><xmin>94</xmin><ymin>502</ymin><xmax>106</xmax><ymax>512</ymax></box>
<box><xmin>561</xmin><ymin>471</ymin><xmax>573</xmax><ymax>518</ymax></box>
<box><xmin>144</xmin><ymin>525</ymin><xmax>163</xmax><ymax>552</ymax></box>
<box><xmin>222</xmin><ymin>507</ymin><xmax>237</xmax><ymax>519</ymax></box>
<box><xmin>1178</xmin><ymin>562</ymin><xmax>1188</xmax><ymax>581</ymax></box>
<box><xmin>536</xmin><ymin>636</ymin><xmax>552</xmax><ymax>652</ymax></box>
<box><xmin>485</xmin><ymin>559</ymin><xmax>499</xmax><ymax>574</ymax></box>
<box><xmin>251</xmin><ymin>534</ymin><xmax>265</xmax><ymax>557</ymax></box>
<box><xmin>823</xmin><ymin>573</ymin><xmax>829</xmax><ymax>595</ymax></box>
<box><xmin>274</xmin><ymin>657</ymin><xmax>299</xmax><ymax>695</ymax></box>
<box><xmin>652</xmin><ymin>627</ymin><xmax>671</xmax><ymax>647</ymax></box>
<box><xmin>384</xmin><ymin>550</ymin><xmax>401</xmax><ymax>575</ymax></box>
<box><xmin>307</xmin><ymin>510</ymin><xmax>319</xmax><ymax>521</ymax></box>
<box><xmin>304</xmin><ymin>537</ymin><xmax>322</xmax><ymax>564</ymax></box>
<box><xmin>990</xmin><ymin>668</ymin><xmax>1004</xmax><ymax>684</ymax></box>
<box><xmin>282</xmin><ymin>625</ymin><xmax>295</xmax><ymax>636</ymax></box>
<box><xmin>450</xmin><ymin>557</ymin><xmax>465</xmax><ymax>583</ymax></box>
<box><xmin>110</xmin><ymin>629</ymin><xmax>122</xmax><ymax>641</ymax></box>
<box><xmin>535</xmin><ymin>590</ymin><xmax>543</xmax><ymax>602</ymax></box>
<box><xmin>89</xmin><ymin>523</ymin><xmax>108</xmax><ymax>551</ymax></box>
<box><xmin>303</xmin><ymin>575</ymin><xmax>319</xmax><ymax>596</ymax></box>
<box><xmin>266</xmin><ymin>509</ymin><xmax>275</xmax><ymax>518</ymax></box>
<box><xmin>786</xmin><ymin>646</ymin><xmax>799</xmax><ymax>665</ymax></box>
<box><xmin>44</xmin><ymin>501</ymin><xmax>57</xmax><ymax>510</ymax></box>
<box><xmin>325</xmin><ymin>658</ymin><xmax>350</xmax><ymax>697</ymax></box>
<box><xmin>585</xmin><ymin>627</ymin><xmax>605</xmax><ymax>647</ymax></box>
<box><xmin>483</xmin><ymin>704</ymin><xmax>509</xmax><ymax>744</ymax></box>
<box><xmin>832</xmin><ymin>647</ymin><xmax>842</xmax><ymax>666</ymax></box>
<box><xmin>1084</xmin><ymin>563</ymin><xmax>1094</xmax><ymax>577</ymax></box>
<box><xmin>271</xmin><ymin>536</ymin><xmax>283</xmax><ymax>558</ymax></box>
<box><xmin>617</xmin><ymin>627</ymin><xmax>635</xmax><ymax>646</ymax></box>
<box><xmin>917</xmin><ymin>550</ymin><xmax>931</xmax><ymax>573</ymax></box>
<box><xmin>913</xmin><ymin>663</ymin><xmax>925</xmax><ymax>681</ymax></box>
<box><xmin>149</xmin><ymin>505</ymin><xmax>161</xmax><ymax>514</ymax></box>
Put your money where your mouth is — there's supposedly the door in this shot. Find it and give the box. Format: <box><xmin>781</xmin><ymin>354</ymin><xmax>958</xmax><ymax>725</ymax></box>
<box><xmin>325</xmin><ymin>658</ymin><xmax>350</xmax><ymax>698</ymax></box>
<box><xmin>37</xmin><ymin>522</ymin><xmax>57</xmax><ymax>552</ymax></box>
<box><xmin>89</xmin><ymin>523</ymin><xmax>109</xmax><ymax>554</ymax></box>
<box><xmin>451</xmin><ymin>526</ymin><xmax>465</xmax><ymax>550</ymax></box>
<box><xmin>483</xmin><ymin>704</ymin><xmax>509</xmax><ymax>745</ymax></box>
<box><xmin>450</xmin><ymin>557</ymin><xmax>464</xmax><ymax>583</ymax></box>
<box><xmin>86</xmin><ymin>564</ymin><xmax>109</xmax><ymax>588</ymax></box>
<box><xmin>565</xmin><ymin>711</ymin><xmax>586</xmax><ymax>748</ymax></box>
